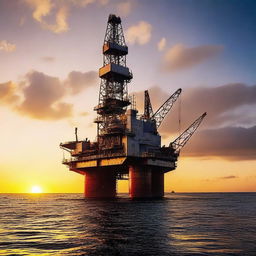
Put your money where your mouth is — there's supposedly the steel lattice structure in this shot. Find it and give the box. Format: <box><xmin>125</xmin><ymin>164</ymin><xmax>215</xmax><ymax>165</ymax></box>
<box><xmin>151</xmin><ymin>88</ymin><xmax>182</xmax><ymax>129</ymax></box>
<box><xmin>95</xmin><ymin>15</ymin><xmax>132</xmax><ymax>144</ymax></box>
<box><xmin>60</xmin><ymin>14</ymin><xmax>207</xmax><ymax>199</ymax></box>
<box><xmin>170</xmin><ymin>112</ymin><xmax>207</xmax><ymax>154</ymax></box>
<box><xmin>142</xmin><ymin>90</ymin><xmax>154</xmax><ymax>120</ymax></box>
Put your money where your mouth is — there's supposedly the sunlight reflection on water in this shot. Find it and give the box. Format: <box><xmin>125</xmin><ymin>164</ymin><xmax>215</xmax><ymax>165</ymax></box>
<box><xmin>0</xmin><ymin>193</ymin><xmax>255</xmax><ymax>255</ymax></box>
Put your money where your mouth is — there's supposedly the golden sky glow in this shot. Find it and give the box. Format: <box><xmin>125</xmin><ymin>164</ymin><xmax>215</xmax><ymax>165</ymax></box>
<box><xmin>0</xmin><ymin>0</ymin><xmax>255</xmax><ymax>193</ymax></box>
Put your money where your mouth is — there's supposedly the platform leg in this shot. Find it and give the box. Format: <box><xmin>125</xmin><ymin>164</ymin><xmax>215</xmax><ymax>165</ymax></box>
<box><xmin>129</xmin><ymin>165</ymin><xmax>152</xmax><ymax>198</ymax></box>
<box><xmin>84</xmin><ymin>168</ymin><xmax>116</xmax><ymax>198</ymax></box>
<box><xmin>151</xmin><ymin>170</ymin><xmax>164</xmax><ymax>198</ymax></box>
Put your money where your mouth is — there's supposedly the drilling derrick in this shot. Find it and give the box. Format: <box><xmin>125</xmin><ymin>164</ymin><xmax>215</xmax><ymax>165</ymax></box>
<box><xmin>60</xmin><ymin>14</ymin><xmax>206</xmax><ymax>199</ymax></box>
<box><xmin>95</xmin><ymin>14</ymin><xmax>132</xmax><ymax>152</ymax></box>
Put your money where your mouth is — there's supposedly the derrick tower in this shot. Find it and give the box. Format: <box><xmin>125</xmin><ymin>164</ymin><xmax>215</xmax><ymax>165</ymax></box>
<box><xmin>95</xmin><ymin>14</ymin><xmax>132</xmax><ymax>151</ymax></box>
<box><xmin>60</xmin><ymin>14</ymin><xmax>206</xmax><ymax>199</ymax></box>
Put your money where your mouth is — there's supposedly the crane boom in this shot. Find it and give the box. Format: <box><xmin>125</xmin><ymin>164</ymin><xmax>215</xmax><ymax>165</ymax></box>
<box><xmin>151</xmin><ymin>88</ymin><xmax>182</xmax><ymax>129</ymax></box>
<box><xmin>170</xmin><ymin>112</ymin><xmax>207</xmax><ymax>154</ymax></box>
<box><xmin>142</xmin><ymin>90</ymin><xmax>154</xmax><ymax>119</ymax></box>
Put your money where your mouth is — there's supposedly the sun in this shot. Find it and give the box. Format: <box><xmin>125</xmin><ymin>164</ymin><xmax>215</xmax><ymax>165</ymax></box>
<box><xmin>31</xmin><ymin>185</ymin><xmax>43</xmax><ymax>193</ymax></box>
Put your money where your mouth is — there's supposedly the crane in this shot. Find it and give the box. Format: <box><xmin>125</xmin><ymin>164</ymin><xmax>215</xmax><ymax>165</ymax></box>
<box><xmin>142</xmin><ymin>90</ymin><xmax>154</xmax><ymax>120</ymax></box>
<box><xmin>151</xmin><ymin>88</ymin><xmax>182</xmax><ymax>129</ymax></box>
<box><xmin>169</xmin><ymin>112</ymin><xmax>207</xmax><ymax>154</ymax></box>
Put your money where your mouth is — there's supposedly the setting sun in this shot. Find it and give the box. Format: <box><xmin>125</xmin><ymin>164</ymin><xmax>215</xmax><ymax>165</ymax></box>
<box><xmin>31</xmin><ymin>185</ymin><xmax>43</xmax><ymax>193</ymax></box>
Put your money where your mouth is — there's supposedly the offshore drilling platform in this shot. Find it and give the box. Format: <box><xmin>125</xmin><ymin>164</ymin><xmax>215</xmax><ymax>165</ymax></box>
<box><xmin>60</xmin><ymin>14</ymin><xmax>206</xmax><ymax>199</ymax></box>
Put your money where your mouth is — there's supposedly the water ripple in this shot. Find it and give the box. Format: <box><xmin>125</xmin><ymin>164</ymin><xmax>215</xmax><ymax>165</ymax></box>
<box><xmin>0</xmin><ymin>193</ymin><xmax>256</xmax><ymax>255</ymax></box>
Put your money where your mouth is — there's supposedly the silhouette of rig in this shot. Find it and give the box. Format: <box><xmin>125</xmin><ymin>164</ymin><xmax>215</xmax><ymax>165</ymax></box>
<box><xmin>60</xmin><ymin>14</ymin><xmax>206</xmax><ymax>199</ymax></box>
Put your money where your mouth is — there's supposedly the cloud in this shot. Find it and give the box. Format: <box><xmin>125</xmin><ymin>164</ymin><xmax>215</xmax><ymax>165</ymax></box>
<box><xmin>0</xmin><ymin>81</ymin><xmax>20</xmax><ymax>104</ymax></box>
<box><xmin>24</xmin><ymin>0</ymin><xmax>109</xmax><ymax>33</ymax></box>
<box><xmin>0</xmin><ymin>69</ymin><xmax>98</xmax><ymax>120</ymax></box>
<box><xmin>219</xmin><ymin>176</ymin><xmax>238</xmax><ymax>179</ymax></box>
<box><xmin>133</xmin><ymin>84</ymin><xmax>256</xmax><ymax>131</ymax></box>
<box><xmin>98</xmin><ymin>0</ymin><xmax>109</xmax><ymax>5</ymax></box>
<box><xmin>182</xmin><ymin>126</ymin><xmax>256</xmax><ymax>160</ymax></box>
<box><xmin>41</xmin><ymin>56</ymin><xmax>55</xmax><ymax>62</ymax></box>
<box><xmin>132</xmin><ymin>83</ymin><xmax>256</xmax><ymax>160</ymax></box>
<box><xmin>80</xmin><ymin>111</ymin><xmax>89</xmax><ymax>116</ymax></box>
<box><xmin>70</xmin><ymin>0</ymin><xmax>96</xmax><ymax>7</ymax></box>
<box><xmin>126</xmin><ymin>21</ymin><xmax>152</xmax><ymax>45</ymax></box>
<box><xmin>43</xmin><ymin>6</ymin><xmax>69</xmax><ymax>33</ymax></box>
<box><xmin>0</xmin><ymin>40</ymin><xmax>16</xmax><ymax>52</ymax></box>
<box><xmin>116</xmin><ymin>1</ymin><xmax>133</xmax><ymax>17</ymax></box>
<box><xmin>163</xmin><ymin>44</ymin><xmax>223</xmax><ymax>71</ymax></box>
<box><xmin>25</xmin><ymin>0</ymin><xmax>69</xmax><ymax>33</ymax></box>
<box><xmin>25</xmin><ymin>0</ymin><xmax>52</xmax><ymax>22</ymax></box>
<box><xmin>202</xmin><ymin>175</ymin><xmax>238</xmax><ymax>182</ymax></box>
<box><xmin>65</xmin><ymin>71</ymin><xmax>97</xmax><ymax>95</ymax></box>
<box><xmin>157</xmin><ymin>37</ymin><xmax>166</xmax><ymax>51</ymax></box>
<box><xmin>158</xmin><ymin>83</ymin><xmax>256</xmax><ymax>133</ymax></box>
<box><xmin>17</xmin><ymin>71</ymin><xmax>73</xmax><ymax>120</ymax></box>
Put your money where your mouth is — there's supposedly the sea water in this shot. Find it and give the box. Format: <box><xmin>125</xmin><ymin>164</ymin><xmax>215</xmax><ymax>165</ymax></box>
<box><xmin>0</xmin><ymin>193</ymin><xmax>255</xmax><ymax>255</ymax></box>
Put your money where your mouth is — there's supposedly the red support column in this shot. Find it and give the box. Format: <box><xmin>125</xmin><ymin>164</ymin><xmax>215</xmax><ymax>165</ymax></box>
<box><xmin>151</xmin><ymin>170</ymin><xmax>164</xmax><ymax>198</ymax></box>
<box><xmin>84</xmin><ymin>168</ymin><xmax>116</xmax><ymax>198</ymax></box>
<box><xmin>129</xmin><ymin>165</ymin><xmax>152</xmax><ymax>198</ymax></box>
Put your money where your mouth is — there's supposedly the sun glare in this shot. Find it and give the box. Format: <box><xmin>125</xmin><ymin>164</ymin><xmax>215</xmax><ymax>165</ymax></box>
<box><xmin>31</xmin><ymin>185</ymin><xmax>43</xmax><ymax>193</ymax></box>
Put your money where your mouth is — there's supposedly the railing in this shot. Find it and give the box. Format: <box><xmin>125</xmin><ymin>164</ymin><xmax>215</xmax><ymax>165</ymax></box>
<box><xmin>94</xmin><ymin>116</ymin><xmax>104</xmax><ymax>123</ymax></box>
<box><xmin>63</xmin><ymin>150</ymin><xmax>126</xmax><ymax>164</ymax></box>
<box><xmin>141</xmin><ymin>151</ymin><xmax>178</xmax><ymax>161</ymax></box>
<box><xmin>63</xmin><ymin>148</ymin><xmax>177</xmax><ymax>165</ymax></box>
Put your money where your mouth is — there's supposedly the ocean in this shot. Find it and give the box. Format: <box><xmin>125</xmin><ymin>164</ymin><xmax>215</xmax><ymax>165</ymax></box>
<box><xmin>0</xmin><ymin>193</ymin><xmax>255</xmax><ymax>256</ymax></box>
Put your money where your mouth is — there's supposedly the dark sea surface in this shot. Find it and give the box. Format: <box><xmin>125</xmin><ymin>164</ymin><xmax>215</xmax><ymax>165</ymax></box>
<box><xmin>0</xmin><ymin>193</ymin><xmax>256</xmax><ymax>256</ymax></box>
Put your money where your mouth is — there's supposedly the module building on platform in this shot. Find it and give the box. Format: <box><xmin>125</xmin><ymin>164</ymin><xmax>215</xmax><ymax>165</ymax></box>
<box><xmin>60</xmin><ymin>14</ymin><xmax>206</xmax><ymax>199</ymax></box>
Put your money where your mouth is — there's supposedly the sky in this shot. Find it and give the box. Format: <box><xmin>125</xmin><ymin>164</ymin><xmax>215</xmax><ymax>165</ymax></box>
<box><xmin>0</xmin><ymin>0</ymin><xmax>255</xmax><ymax>193</ymax></box>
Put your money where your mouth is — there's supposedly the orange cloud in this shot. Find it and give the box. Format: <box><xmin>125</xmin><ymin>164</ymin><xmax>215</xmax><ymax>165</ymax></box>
<box><xmin>219</xmin><ymin>176</ymin><xmax>238</xmax><ymax>179</ymax></box>
<box><xmin>0</xmin><ymin>81</ymin><xmax>19</xmax><ymax>104</ymax></box>
<box><xmin>41</xmin><ymin>56</ymin><xmax>55</xmax><ymax>62</ymax></box>
<box><xmin>43</xmin><ymin>6</ymin><xmax>69</xmax><ymax>34</ymax></box>
<box><xmin>65</xmin><ymin>70</ymin><xmax>97</xmax><ymax>95</ymax></box>
<box><xmin>0</xmin><ymin>40</ymin><xmax>16</xmax><ymax>52</ymax></box>
<box><xmin>0</xmin><ymin>69</ymin><xmax>97</xmax><ymax>120</ymax></box>
<box><xmin>25</xmin><ymin>0</ymin><xmax>52</xmax><ymax>22</ymax></box>
<box><xmin>163</xmin><ymin>44</ymin><xmax>223</xmax><ymax>71</ymax></box>
<box><xmin>116</xmin><ymin>1</ymin><xmax>133</xmax><ymax>17</ymax></box>
<box><xmin>25</xmin><ymin>0</ymin><xmax>69</xmax><ymax>33</ymax></box>
<box><xmin>126</xmin><ymin>21</ymin><xmax>152</xmax><ymax>45</ymax></box>
<box><xmin>157</xmin><ymin>37</ymin><xmax>166</xmax><ymax>51</ymax></box>
<box><xmin>17</xmin><ymin>71</ymin><xmax>73</xmax><ymax>120</ymax></box>
<box><xmin>24</xmin><ymin>0</ymin><xmax>109</xmax><ymax>34</ymax></box>
<box><xmin>70</xmin><ymin>0</ymin><xmax>97</xmax><ymax>7</ymax></box>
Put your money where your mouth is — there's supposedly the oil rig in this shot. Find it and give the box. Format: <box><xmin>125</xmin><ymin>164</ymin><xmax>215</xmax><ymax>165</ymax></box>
<box><xmin>60</xmin><ymin>14</ymin><xmax>206</xmax><ymax>199</ymax></box>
